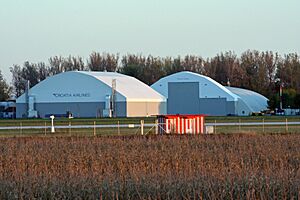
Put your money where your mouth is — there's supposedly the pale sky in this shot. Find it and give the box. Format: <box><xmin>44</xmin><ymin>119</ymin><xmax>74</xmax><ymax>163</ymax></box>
<box><xmin>1</xmin><ymin>0</ymin><xmax>299</xmax><ymax>82</ymax></box>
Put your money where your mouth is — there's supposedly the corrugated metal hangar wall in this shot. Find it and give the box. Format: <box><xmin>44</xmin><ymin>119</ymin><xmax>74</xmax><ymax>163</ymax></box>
<box><xmin>16</xmin><ymin>70</ymin><xmax>268</xmax><ymax>118</ymax></box>
<box><xmin>167</xmin><ymin>82</ymin><xmax>235</xmax><ymax>116</ymax></box>
<box><xmin>151</xmin><ymin>71</ymin><xmax>268</xmax><ymax>116</ymax></box>
<box><xmin>16</xmin><ymin>71</ymin><xmax>166</xmax><ymax>118</ymax></box>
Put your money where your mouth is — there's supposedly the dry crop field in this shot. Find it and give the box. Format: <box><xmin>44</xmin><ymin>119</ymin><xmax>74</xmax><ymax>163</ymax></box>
<box><xmin>0</xmin><ymin>134</ymin><xmax>299</xmax><ymax>199</ymax></box>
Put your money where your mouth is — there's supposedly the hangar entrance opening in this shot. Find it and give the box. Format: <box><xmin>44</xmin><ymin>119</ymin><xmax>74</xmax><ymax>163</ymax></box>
<box><xmin>167</xmin><ymin>82</ymin><xmax>200</xmax><ymax>114</ymax></box>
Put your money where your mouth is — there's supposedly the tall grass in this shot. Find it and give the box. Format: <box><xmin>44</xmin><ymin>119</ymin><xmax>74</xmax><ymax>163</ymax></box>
<box><xmin>0</xmin><ymin>134</ymin><xmax>299</xmax><ymax>199</ymax></box>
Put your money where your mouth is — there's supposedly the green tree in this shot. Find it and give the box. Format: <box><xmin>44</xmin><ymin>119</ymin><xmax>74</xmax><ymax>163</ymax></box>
<box><xmin>276</xmin><ymin>53</ymin><xmax>300</xmax><ymax>92</ymax></box>
<box><xmin>10</xmin><ymin>65</ymin><xmax>25</xmax><ymax>97</ymax></box>
<box><xmin>10</xmin><ymin>62</ymin><xmax>50</xmax><ymax>97</ymax></box>
<box><xmin>120</xmin><ymin>54</ymin><xmax>146</xmax><ymax>82</ymax></box>
<box><xmin>205</xmin><ymin>51</ymin><xmax>240</xmax><ymax>86</ymax></box>
<box><xmin>22</xmin><ymin>61</ymin><xmax>40</xmax><ymax>87</ymax></box>
<box><xmin>88</xmin><ymin>52</ymin><xmax>119</xmax><ymax>72</ymax></box>
<box><xmin>49</xmin><ymin>55</ymin><xmax>87</xmax><ymax>74</ymax></box>
<box><xmin>282</xmin><ymin>88</ymin><xmax>297</xmax><ymax>108</ymax></box>
<box><xmin>295</xmin><ymin>93</ymin><xmax>300</xmax><ymax>108</ymax></box>
<box><xmin>0</xmin><ymin>70</ymin><xmax>11</xmax><ymax>101</ymax></box>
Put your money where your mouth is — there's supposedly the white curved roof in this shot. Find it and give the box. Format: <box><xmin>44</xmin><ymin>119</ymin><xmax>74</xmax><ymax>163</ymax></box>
<box><xmin>17</xmin><ymin>71</ymin><xmax>165</xmax><ymax>103</ymax></box>
<box><xmin>78</xmin><ymin>71</ymin><xmax>165</xmax><ymax>101</ymax></box>
<box><xmin>151</xmin><ymin>71</ymin><xmax>239</xmax><ymax>101</ymax></box>
<box><xmin>225</xmin><ymin>86</ymin><xmax>268</xmax><ymax>112</ymax></box>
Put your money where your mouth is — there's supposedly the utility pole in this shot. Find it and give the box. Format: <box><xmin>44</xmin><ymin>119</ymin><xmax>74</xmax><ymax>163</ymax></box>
<box><xmin>279</xmin><ymin>83</ymin><xmax>283</xmax><ymax>110</ymax></box>
<box><xmin>111</xmin><ymin>79</ymin><xmax>116</xmax><ymax>117</ymax></box>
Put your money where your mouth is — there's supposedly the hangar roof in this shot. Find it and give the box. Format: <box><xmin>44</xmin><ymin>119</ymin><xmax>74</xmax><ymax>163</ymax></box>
<box><xmin>151</xmin><ymin>71</ymin><xmax>239</xmax><ymax>101</ymax></box>
<box><xmin>78</xmin><ymin>71</ymin><xmax>165</xmax><ymax>101</ymax></box>
<box><xmin>225</xmin><ymin>86</ymin><xmax>269</xmax><ymax>112</ymax></box>
<box><xmin>151</xmin><ymin>71</ymin><xmax>268</xmax><ymax>113</ymax></box>
<box><xmin>17</xmin><ymin>71</ymin><xmax>165</xmax><ymax>103</ymax></box>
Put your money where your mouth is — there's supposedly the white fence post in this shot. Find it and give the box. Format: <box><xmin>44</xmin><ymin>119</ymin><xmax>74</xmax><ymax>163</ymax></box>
<box><xmin>141</xmin><ymin>120</ymin><xmax>144</xmax><ymax>135</ymax></box>
<box><xmin>69</xmin><ymin>121</ymin><xmax>72</xmax><ymax>136</ymax></box>
<box><xmin>93</xmin><ymin>121</ymin><xmax>96</xmax><ymax>136</ymax></box>
<box><xmin>45</xmin><ymin>122</ymin><xmax>47</xmax><ymax>135</ymax></box>
<box><xmin>117</xmin><ymin>121</ymin><xmax>120</xmax><ymax>135</ymax></box>
<box><xmin>50</xmin><ymin>115</ymin><xmax>55</xmax><ymax>133</ymax></box>
<box><xmin>20</xmin><ymin>122</ymin><xmax>22</xmax><ymax>135</ymax></box>
<box><xmin>214</xmin><ymin>120</ymin><xmax>217</xmax><ymax>134</ymax></box>
<box><xmin>155</xmin><ymin>119</ymin><xmax>158</xmax><ymax>134</ymax></box>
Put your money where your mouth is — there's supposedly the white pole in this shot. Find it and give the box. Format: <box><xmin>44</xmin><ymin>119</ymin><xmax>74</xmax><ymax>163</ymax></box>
<box><xmin>93</xmin><ymin>121</ymin><xmax>96</xmax><ymax>136</ymax></box>
<box><xmin>45</xmin><ymin>122</ymin><xmax>47</xmax><ymax>135</ymax></box>
<box><xmin>50</xmin><ymin>115</ymin><xmax>55</xmax><ymax>133</ymax></box>
<box><xmin>51</xmin><ymin>120</ymin><xmax>54</xmax><ymax>133</ymax></box>
<box><xmin>141</xmin><ymin>120</ymin><xmax>144</xmax><ymax>135</ymax></box>
<box><xmin>20</xmin><ymin>122</ymin><xmax>22</xmax><ymax>135</ymax></box>
<box><xmin>155</xmin><ymin>119</ymin><xmax>158</xmax><ymax>134</ymax></box>
<box><xmin>280</xmin><ymin>84</ymin><xmax>283</xmax><ymax>110</ymax></box>
<box><xmin>69</xmin><ymin>121</ymin><xmax>72</xmax><ymax>136</ymax></box>
<box><xmin>214</xmin><ymin>120</ymin><xmax>217</xmax><ymax>134</ymax></box>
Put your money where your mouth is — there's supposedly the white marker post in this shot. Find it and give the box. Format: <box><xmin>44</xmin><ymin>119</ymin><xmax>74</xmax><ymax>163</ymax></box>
<box><xmin>50</xmin><ymin>115</ymin><xmax>55</xmax><ymax>133</ymax></box>
<box><xmin>141</xmin><ymin>120</ymin><xmax>144</xmax><ymax>135</ymax></box>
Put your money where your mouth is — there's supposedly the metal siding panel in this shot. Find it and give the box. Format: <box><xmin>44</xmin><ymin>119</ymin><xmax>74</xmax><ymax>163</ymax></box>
<box><xmin>184</xmin><ymin>119</ymin><xmax>187</xmax><ymax>134</ymax></box>
<box><xmin>35</xmin><ymin>102</ymin><xmax>106</xmax><ymax>118</ymax></box>
<box><xmin>195</xmin><ymin>117</ymin><xmax>197</xmax><ymax>133</ymax></box>
<box><xmin>177</xmin><ymin>118</ymin><xmax>179</xmax><ymax>134</ymax></box>
<box><xmin>159</xmin><ymin>117</ymin><xmax>165</xmax><ymax>134</ymax></box>
<box><xmin>161</xmin><ymin>118</ymin><xmax>165</xmax><ymax>134</ymax></box>
<box><xmin>127</xmin><ymin>102</ymin><xmax>164</xmax><ymax>117</ymax></box>
<box><xmin>226</xmin><ymin>101</ymin><xmax>236</xmax><ymax>116</ymax></box>
<box><xmin>20</xmin><ymin>102</ymin><xmax>129</xmax><ymax>118</ymax></box>
<box><xmin>170</xmin><ymin>119</ymin><xmax>174</xmax><ymax>133</ymax></box>
<box><xmin>186</xmin><ymin>119</ymin><xmax>188</xmax><ymax>134</ymax></box>
<box><xmin>186</xmin><ymin>119</ymin><xmax>191</xmax><ymax>134</ymax></box>
<box><xmin>197</xmin><ymin>117</ymin><xmax>200</xmax><ymax>133</ymax></box>
<box><xmin>173</xmin><ymin>119</ymin><xmax>175</xmax><ymax>133</ymax></box>
<box><xmin>163</xmin><ymin>118</ymin><xmax>165</xmax><ymax>130</ymax></box>
<box><xmin>167</xmin><ymin>82</ymin><xmax>200</xmax><ymax>114</ymax></box>
<box><xmin>163</xmin><ymin>118</ymin><xmax>165</xmax><ymax>134</ymax></box>
<box><xmin>200</xmin><ymin>116</ymin><xmax>204</xmax><ymax>133</ymax></box>
<box><xmin>183</xmin><ymin>119</ymin><xmax>185</xmax><ymax>134</ymax></box>
<box><xmin>193</xmin><ymin>119</ymin><xmax>196</xmax><ymax>134</ymax></box>
<box><xmin>16</xmin><ymin>103</ymin><xmax>27</xmax><ymax>118</ymax></box>
<box><xmin>116</xmin><ymin>102</ymin><xmax>127</xmax><ymax>117</ymax></box>
<box><xmin>166</xmin><ymin>119</ymin><xmax>168</xmax><ymax>133</ymax></box>
<box><xmin>199</xmin><ymin>98</ymin><xmax>228</xmax><ymax>116</ymax></box>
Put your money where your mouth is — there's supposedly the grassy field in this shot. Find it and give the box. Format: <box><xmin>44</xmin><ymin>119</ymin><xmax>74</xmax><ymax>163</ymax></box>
<box><xmin>0</xmin><ymin>117</ymin><xmax>156</xmax><ymax>126</ymax></box>
<box><xmin>0</xmin><ymin>115</ymin><xmax>299</xmax><ymax>126</ymax></box>
<box><xmin>205</xmin><ymin>115</ymin><xmax>300</xmax><ymax>123</ymax></box>
<box><xmin>0</xmin><ymin>134</ymin><xmax>299</xmax><ymax>199</ymax></box>
<box><xmin>0</xmin><ymin>115</ymin><xmax>299</xmax><ymax>136</ymax></box>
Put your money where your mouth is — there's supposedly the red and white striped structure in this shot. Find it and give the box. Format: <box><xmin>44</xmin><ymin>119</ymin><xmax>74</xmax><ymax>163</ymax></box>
<box><xmin>157</xmin><ymin>115</ymin><xmax>205</xmax><ymax>134</ymax></box>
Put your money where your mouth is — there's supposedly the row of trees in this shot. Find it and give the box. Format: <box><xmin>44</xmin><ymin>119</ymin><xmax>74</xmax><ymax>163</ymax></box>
<box><xmin>1</xmin><ymin>50</ymin><xmax>300</xmax><ymax>109</ymax></box>
<box><xmin>0</xmin><ymin>70</ymin><xmax>11</xmax><ymax>101</ymax></box>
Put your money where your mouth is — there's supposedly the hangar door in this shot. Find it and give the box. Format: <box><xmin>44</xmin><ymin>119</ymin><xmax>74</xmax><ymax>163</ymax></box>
<box><xmin>167</xmin><ymin>82</ymin><xmax>200</xmax><ymax>114</ymax></box>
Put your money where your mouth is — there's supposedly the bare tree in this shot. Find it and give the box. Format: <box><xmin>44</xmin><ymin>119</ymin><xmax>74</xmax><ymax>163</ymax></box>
<box><xmin>0</xmin><ymin>70</ymin><xmax>11</xmax><ymax>101</ymax></box>
<box><xmin>10</xmin><ymin>65</ymin><xmax>25</xmax><ymax>97</ymax></box>
<box><xmin>88</xmin><ymin>52</ymin><xmax>119</xmax><ymax>72</ymax></box>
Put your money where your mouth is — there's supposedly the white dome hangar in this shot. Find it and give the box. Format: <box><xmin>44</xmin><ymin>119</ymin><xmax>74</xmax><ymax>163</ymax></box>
<box><xmin>151</xmin><ymin>71</ymin><xmax>268</xmax><ymax>116</ymax></box>
<box><xmin>16</xmin><ymin>71</ymin><xmax>166</xmax><ymax>118</ymax></box>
